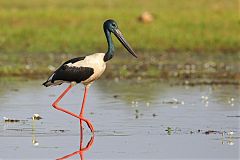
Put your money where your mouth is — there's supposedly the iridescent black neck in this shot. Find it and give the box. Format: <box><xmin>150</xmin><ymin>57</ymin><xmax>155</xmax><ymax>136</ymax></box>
<box><xmin>103</xmin><ymin>28</ymin><xmax>115</xmax><ymax>62</ymax></box>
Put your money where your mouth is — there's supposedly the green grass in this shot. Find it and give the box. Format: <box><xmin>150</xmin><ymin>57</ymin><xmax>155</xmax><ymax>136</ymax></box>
<box><xmin>0</xmin><ymin>0</ymin><xmax>239</xmax><ymax>80</ymax></box>
<box><xmin>0</xmin><ymin>0</ymin><xmax>239</xmax><ymax>54</ymax></box>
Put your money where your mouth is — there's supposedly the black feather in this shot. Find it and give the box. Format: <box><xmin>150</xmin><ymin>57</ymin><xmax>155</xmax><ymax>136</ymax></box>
<box><xmin>51</xmin><ymin>65</ymin><xmax>94</xmax><ymax>83</ymax></box>
<box><xmin>63</xmin><ymin>56</ymin><xmax>86</xmax><ymax>65</ymax></box>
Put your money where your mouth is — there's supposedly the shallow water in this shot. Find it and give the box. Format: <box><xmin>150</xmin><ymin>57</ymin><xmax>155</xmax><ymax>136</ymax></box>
<box><xmin>0</xmin><ymin>79</ymin><xmax>239</xmax><ymax>159</ymax></box>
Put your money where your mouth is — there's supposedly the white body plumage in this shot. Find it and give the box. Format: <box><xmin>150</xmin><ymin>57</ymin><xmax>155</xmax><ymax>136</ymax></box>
<box><xmin>79</xmin><ymin>53</ymin><xmax>106</xmax><ymax>85</ymax></box>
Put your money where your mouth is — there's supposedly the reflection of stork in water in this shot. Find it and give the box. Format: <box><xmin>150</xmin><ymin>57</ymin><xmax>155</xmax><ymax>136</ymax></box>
<box><xmin>43</xmin><ymin>19</ymin><xmax>137</xmax><ymax>133</ymax></box>
<box><xmin>57</xmin><ymin>121</ymin><xmax>95</xmax><ymax>160</ymax></box>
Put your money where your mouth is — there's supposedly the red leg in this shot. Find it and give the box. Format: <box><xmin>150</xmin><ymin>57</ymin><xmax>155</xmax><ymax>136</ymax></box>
<box><xmin>79</xmin><ymin>86</ymin><xmax>95</xmax><ymax>133</ymax></box>
<box><xmin>79</xmin><ymin>119</ymin><xmax>84</xmax><ymax>159</ymax></box>
<box><xmin>79</xmin><ymin>86</ymin><xmax>88</xmax><ymax>145</ymax></box>
<box><xmin>52</xmin><ymin>84</ymin><xmax>94</xmax><ymax>132</ymax></box>
<box><xmin>80</xmin><ymin>86</ymin><xmax>88</xmax><ymax>116</ymax></box>
<box><xmin>80</xmin><ymin>119</ymin><xmax>84</xmax><ymax>151</ymax></box>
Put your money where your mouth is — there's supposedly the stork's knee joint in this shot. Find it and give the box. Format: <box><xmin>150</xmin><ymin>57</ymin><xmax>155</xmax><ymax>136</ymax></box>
<box><xmin>52</xmin><ymin>103</ymin><xmax>57</xmax><ymax>108</ymax></box>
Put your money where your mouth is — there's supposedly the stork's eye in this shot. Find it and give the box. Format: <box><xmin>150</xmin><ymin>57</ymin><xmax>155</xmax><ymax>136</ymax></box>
<box><xmin>112</xmin><ymin>23</ymin><xmax>116</xmax><ymax>27</ymax></box>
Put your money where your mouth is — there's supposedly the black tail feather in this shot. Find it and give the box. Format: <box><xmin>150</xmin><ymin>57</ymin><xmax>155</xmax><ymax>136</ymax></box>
<box><xmin>42</xmin><ymin>80</ymin><xmax>52</xmax><ymax>87</ymax></box>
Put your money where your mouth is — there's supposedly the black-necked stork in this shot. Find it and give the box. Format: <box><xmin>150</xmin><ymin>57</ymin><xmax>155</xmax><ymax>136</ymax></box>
<box><xmin>43</xmin><ymin>19</ymin><xmax>137</xmax><ymax>133</ymax></box>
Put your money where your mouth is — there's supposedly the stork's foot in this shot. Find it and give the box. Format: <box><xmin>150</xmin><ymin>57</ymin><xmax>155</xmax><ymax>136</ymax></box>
<box><xmin>78</xmin><ymin>116</ymin><xmax>94</xmax><ymax>133</ymax></box>
<box><xmin>52</xmin><ymin>103</ymin><xmax>94</xmax><ymax>134</ymax></box>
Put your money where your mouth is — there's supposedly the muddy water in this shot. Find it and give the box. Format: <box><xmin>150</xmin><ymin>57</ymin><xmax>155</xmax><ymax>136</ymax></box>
<box><xmin>0</xmin><ymin>79</ymin><xmax>239</xmax><ymax>159</ymax></box>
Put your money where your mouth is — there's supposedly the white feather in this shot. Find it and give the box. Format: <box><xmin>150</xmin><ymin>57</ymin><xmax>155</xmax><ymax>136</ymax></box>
<box><xmin>47</xmin><ymin>73</ymin><xmax>55</xmax><ymax>81</ymax></box>
<box><xmin>72</xmin><ymin>53</ymin><xmax>106</xmax><ymax>85</ymax></box>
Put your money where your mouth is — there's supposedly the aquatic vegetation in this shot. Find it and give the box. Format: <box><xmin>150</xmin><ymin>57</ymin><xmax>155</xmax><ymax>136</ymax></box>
<box><xmin>31</xmin><ymin>114</ymin><xmax>42</xmax><ymax>120</ymax></box>
<box><xmin>3</xmin><ymin>117</ymin><xmax>20</xmax><ymax>122</ymax></box>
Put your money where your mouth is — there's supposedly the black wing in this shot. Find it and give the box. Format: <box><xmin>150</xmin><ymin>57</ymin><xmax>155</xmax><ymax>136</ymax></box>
<box><xmin>51</xmin><ymin>65</ymin><xmax>94</xmax><ymax>83</ymax></box>
<box><xmin>43</xmin><ymin>56</ymin><xmax>94</xmax><ymax>86</ymax></box>
<box><xmin>63</xmin><ymin>57</ymin><xmax>86</xmax><ymax>65</ymax></box>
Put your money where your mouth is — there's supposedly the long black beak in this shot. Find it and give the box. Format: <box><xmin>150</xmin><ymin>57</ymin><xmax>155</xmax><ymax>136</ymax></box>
<box><xmin>113</xmin><ymin>29</ymin><xmax>138</xmax><ymax>58</ymax></box>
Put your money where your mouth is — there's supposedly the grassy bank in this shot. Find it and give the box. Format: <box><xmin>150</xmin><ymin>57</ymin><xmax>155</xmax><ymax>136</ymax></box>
<box><xmin>1</xmin><ymin>52</ymin><xmax>239</xmax><ymax>84</ymax></box>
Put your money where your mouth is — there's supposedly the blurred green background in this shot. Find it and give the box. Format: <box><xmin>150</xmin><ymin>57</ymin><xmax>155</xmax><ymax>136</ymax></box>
<box><xmin>0</xmin><ymin>0</ymin><xmax>239</xmax><ymax>81</ymax></box>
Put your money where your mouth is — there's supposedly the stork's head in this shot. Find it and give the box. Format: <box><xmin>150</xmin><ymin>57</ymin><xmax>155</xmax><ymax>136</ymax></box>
<box><xmin>103</xmin><ymin>19</ymin><xmax>138</xmax><ymax>58</ymax></box>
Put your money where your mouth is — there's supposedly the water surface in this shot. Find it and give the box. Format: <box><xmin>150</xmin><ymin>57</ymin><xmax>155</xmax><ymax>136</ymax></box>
<box><xmin>0</xmin><ymin>79</ymin><xmax>239</xmax><ymax>159</ymax></box>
